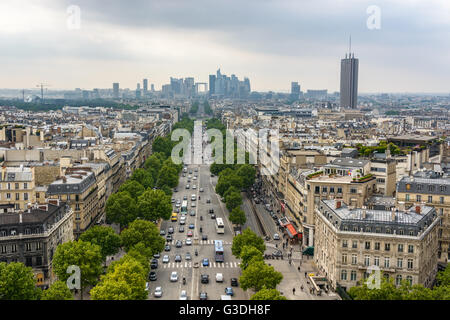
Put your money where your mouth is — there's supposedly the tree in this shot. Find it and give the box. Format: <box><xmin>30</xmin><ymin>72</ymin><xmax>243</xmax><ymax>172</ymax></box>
<box><xmin>251</xmin><ymin>288</ymin><xmax>287</xmax><ymax>300</ymax></box>
<box><xmin>0</xmin><ymin>262</ymin><xmax>42</xmax><ymax>300</ymax></box>
<box><xmin>156</xmin><ymin>165</ymin><xmax>179</xmax><ymax>188</ymax></box>
<box><xmin>229</xmin><ymin>207</ymin><xmax>246</xmax><ymax>226</ymax></box>
<box><xmin>90</xmin><ymin>277</ymin><xmax>133</xmax><ymax>300</ymax></box>
<box><xmin>225</xmin><ymin>191</ymin><xmax>243</xmax><ymax>211</ymax></box>
<box><xmin>223</xmin><ymin>186</ymin><xmax>240</xmax><ymax>199</ymax></box>
<box><xmin>160</xmin><ymin>184</ymin><xmax>173</xmax><ymax>196</ymax></box>
<box><xmin>231</xmin><ymin>228</ymin><xmax>266</xmax><ymax>258</ymax></box>
<box><xmin>120</xmin><ymin>219</ymin><xmax>165</xmax><ymax>255</ymax></box>
<box><xmin>144</xmin><ymin>154</ymin><xmax>163</xmax><ymax>181</ymax></box>
<box><xmin>105</xmin><ymin>191</ymin><xmax>138</xmax><ymax>228</ymax></box>
<box><xmin>52</xmin><ymin>240</ymin><xmax>103</xmax><ymax>300</ymax></box>
<box><xmin>240</xmin><ymin>260</ymin><xmax>283</xmax><ymax>292</ymax></box>
<box><xmin>41</xmin><ymin>280</ymin><xmax>73</xmax><ymax>300</ymax></box>
<box><xmin>152</xmin><ymin>136</ymin><xmax>174</xmax><ymax>158</ymax></box>
<box><xmin>127</xmin><ymin>244</ymin><xmax>151</xmax><ymax>275</ymax></box>
<box><xmin>130</xmin><ymin>168</ymin><xmax>154</xmax><ymax>189</ymax></box>
<box><xmin>79</xmin><ymin>225</ymin><xmax>121</xmax><ymax>261</ymax></box>
<box><xmin>136</xmin><ymin>189</ymin><xmax>172</xmax><ymax>221</ymax></box>
<box><xmin>236</xmin><ymin>164</ymin><xmax>256</xmax><ymax>189</ymax></box>
<box><xmin>118</xmin><ymin>180</ymin><xmax>145</xmax><ymax>200</ymax></box>
<box><xmin>240</xmin><ymin>245</ymin><xmax>263</xmax><ymax>269</ymax></box>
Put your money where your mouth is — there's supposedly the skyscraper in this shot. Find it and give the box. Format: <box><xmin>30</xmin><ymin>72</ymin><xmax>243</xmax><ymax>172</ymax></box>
<box><xmin>113</xmin><ymin>83</ymin><xmax>119</xmax><ymax>99</ymax></box>
<box><xmin>136</xmin><ymin>83</ymin><xmax>141</xmax><ymax>99</ymax></box>
<box><xmin>340</xmin><ymin>51</ymin><xmax>359</xmax><ymax>109</ymax></box>
<box><xmin>291</xmin><ymin>82</ymin><xmax>300</xmax><ymax>99</ymax></box>
<box><xmin>143</xmin><ymin>79</ymin><xmax>148</xmax><ymax>94</ymax></box>
<box><xmin>209</xmin><ymin>75</ymin><xmax>216</xmax><ymax>95</ymax></box>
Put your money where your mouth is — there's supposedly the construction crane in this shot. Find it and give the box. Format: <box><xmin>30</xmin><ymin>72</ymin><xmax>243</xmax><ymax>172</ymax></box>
<box><xmin>36</xmin><ymin>83</ymin><xmax>51</xmax><ymax>103</ymax></box>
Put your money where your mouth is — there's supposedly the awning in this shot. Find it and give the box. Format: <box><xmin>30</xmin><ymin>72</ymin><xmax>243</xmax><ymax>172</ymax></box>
<box><xmin>286</xmin><ymin>224</ymin><xmax>298</xmax><ymax>238</ymax></box>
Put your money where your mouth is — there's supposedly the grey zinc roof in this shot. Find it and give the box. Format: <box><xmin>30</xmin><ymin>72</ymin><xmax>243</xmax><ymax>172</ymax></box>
<box><xmin>326</xmin><ymin>157</ymin><xmax>369</xmax><ymax>168</ymax></box>
<box><xmin>397</xmin><ymin>176</ymin><xmax>450</xmax><ymax>195</ymax></box>
<box><xmin>46</xmin><ymin>172</ymin><xmax>96</xmax><ymax>195</ymax></box>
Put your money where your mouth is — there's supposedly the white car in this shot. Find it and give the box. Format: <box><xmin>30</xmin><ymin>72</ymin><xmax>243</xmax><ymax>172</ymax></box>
<box><xmin>193</xmin><ymin>176</ymin><xmax>197</xmax><ymax>180</ymax></box>
<box><xmin>200</xmin><ymin>188</ymin><xmax>204</xmax><ymax>192</ymax></box>
<box><xmin>170</xmin><ymin>271</ymin><xmax>178</xmax><ymax>282</ymax></box>
<box><xmin>163</xmin><ymin>255</ymin><xmax>170</xmax><ymax>263</ymax></box>
<box><xmin>216</xmin><ymin>273</ymin><xmax>224</xmax><ymax>282</ymax></box>
<box><xmin>191</xmin><ymin>202</ymin><xmax>196</xmax><ymax>207</ymax></box>
<box><xmin>154</xmin><ymin>286</ymin><xmax>163</xmax><ymax>297</ymax></box>
<box><xmin>273</xmin><ymin>233</ymin><xmax>280</xmax><ymax>240</ymax></box>
<box><xmin>179</xmin><ymin>290</ymin><xmax>188</xmax><ymax>300</ymax></box>
<box><xmin>192</xmin><ymin>185</ymin><xmax>197</xmax><ymax>189</ymax></box>
<box><xmin>186</xmin><ymin>238</ymin><xmax>192</xmax><ymax>245</ymax></box>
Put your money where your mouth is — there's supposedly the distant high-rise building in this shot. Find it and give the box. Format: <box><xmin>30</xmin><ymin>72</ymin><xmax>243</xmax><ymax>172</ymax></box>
<box><xmin>291</xmin><ymin>82</ymin><xmax>300</xmax><ymax>99</ymax></box>
<box><xmin>113</xmin><ymin>83</ymin><xmax>119</xmax><ymax>99</ymax></box>
<box><xmin>209</xmin><ymin>75</ymin><xmax>216</xmax><ymax>95</ymax></box>
<box><xmin>143</xmin><ymin>79</ymin><xmax>148</xmax><ymax>93</ymax></box>
<box><xmin>340</xmin><ymin>51</ymin><xmax>359</xmax><ymax>109</ymax></box>
<box><xmin>136</xmin><ymin>83</ymin><xmax>141</xmax><ymax>99</ymax></box>
<box><xmin>151</xmin><ymin>84</ymin><xmax>155</xmax><ymax>92</ymax></box>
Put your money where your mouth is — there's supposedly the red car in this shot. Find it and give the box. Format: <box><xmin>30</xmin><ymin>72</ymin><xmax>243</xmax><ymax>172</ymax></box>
<box><xmin>187</xmin><ymin>231</ymin><xmax>193</xmax><ymax>237</ymax></box>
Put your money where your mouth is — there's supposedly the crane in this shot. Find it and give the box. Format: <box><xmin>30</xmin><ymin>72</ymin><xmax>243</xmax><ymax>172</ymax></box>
<box><xmin>36</xmin><ymin>83</ymin><xmax>51</xmax><ymax>103</ymax></box>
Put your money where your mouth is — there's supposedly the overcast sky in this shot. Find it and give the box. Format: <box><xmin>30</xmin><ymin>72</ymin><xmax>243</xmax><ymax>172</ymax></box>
<box><xmin>0</xmin><ymin>0</ymin><xmax>449</xmax><ymax>93</ymax></box>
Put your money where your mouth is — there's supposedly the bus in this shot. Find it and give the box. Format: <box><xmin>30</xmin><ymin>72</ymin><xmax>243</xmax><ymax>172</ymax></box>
<box><xmin>171</xmin><ymin>212</ymin><xmax>178</xmax><ymax>222</ymax></box>
<box><xmin>215</xmin><ymin>218</ymin><xmax>225</xmax><ymax>234</ymax></box>
<box><xmin>214</xmin><ymin>240</ymin><xmax>224</xmax><ymax>263</ymax></box>
<box><xmin>181</xmin><ymin>201</ymin><xmax>188</xmax><ymax>214</ymax></box>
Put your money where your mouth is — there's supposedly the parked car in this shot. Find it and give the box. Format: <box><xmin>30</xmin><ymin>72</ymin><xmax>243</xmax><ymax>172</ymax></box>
<box><xmin>225</xmin><ymin>287</ymin><xmax>234</xmax><ymax>296</ymax></box>
<box><xmin>179</xmin><ymin>290</ymin><xmax>187</xmax><ymax>300</ymax></box>
<box><xmin>153</xmin><ymin>253</ymin><xmax>160</xmax><ymax>259</ymax></box>
<box><xmin>211</xmin><ymin>214</ymin><xmax>216</xmax><ymax>219</ymax></box>
<box><xmin>162</xmin><ymin>255</ymin><xmax>170</xmax><ymax>263</ymax></box>
<box><xmin>199</xmin><ymin>292</ymin><xmax>208</xmax><ymax>300</ymax></box>
<box><xmin>209</xmin><ymin>209</ymin><xmax>214</xmax><ymax>214</ymax></box>
<box><xmin>200</xmin><ymin>188</ymin><xmax>204</xmax><ymax>192</ymax></box>
<box><xmin>154</xmin><ymin>286</ymin><xmax>163</xmax><ymax>297</ymax></box>
<box><xmin>149</xmin><ymin>272</ymin><xmax>157</xmax><ymax>281</ymax></box>
<box><xmin>179</xmin><ymin>226</ymin><xmax>185</xmax><ymax>233</ymax></box>
<box><xmin>206</xmin><ymin>199</ymin><xmax>211</xmax><ymax>203</ymax></box>
<box><xmin>190</xmin><ymin>210</ymin><xmax>196</xmax><ymax>216</ymax></box>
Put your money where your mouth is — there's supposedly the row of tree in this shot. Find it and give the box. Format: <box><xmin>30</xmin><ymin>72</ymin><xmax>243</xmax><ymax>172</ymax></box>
<box><xmin>230</xmin><ymin>228</ymin><xmax>286</xmax><ymax>300</ymax></box>
<box><xmin>204</xmin><ymin>100</ymin><xmax>213</xmax><ymax>115</ymax></box>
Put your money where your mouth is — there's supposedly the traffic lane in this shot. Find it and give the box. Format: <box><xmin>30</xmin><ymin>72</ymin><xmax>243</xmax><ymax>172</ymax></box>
<box><xmin>241</xmin><ymin>195</ymin><xmax>264</xmax><ymax>238</ymax></box>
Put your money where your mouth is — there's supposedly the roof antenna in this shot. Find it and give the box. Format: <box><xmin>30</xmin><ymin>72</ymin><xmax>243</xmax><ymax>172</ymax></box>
<box><xmin>349</xmin><ymin>35</ymin><xmax>352</xmax><ymax>56</ymax></box>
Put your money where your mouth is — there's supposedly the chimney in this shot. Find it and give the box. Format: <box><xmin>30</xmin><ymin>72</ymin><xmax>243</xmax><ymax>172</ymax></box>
<box><xmin>415</xmin><ymin>205</ymin><xmax>421</xmax><ymax>214</ymax></box>
<box><xmin>362</xmin><ymin>206</ymin><xmax>367</xmax><ymax>219</ymax></box>
<box><xmin>336</xmin><ymin>200</ymin><xmax>342</xmax><ymax>209</ymax></box>
<box><xmin>48</xmin><ymin>199</ymin><xmax>59</xmax><ymax>206</ymax></box>
<box><xmin>62</xmin><ymin>176</ymin><xmax>67</xmax><ymax>183</ymax></box>
<box><xmin>391</xmin><ymin>208</ymin><xmax>396</xmax><ymax>221</ymax></box>
<box><xmin>19</xmin><ymin>213</ymin><xmax>23</xmax><ymax>224</ymax></box>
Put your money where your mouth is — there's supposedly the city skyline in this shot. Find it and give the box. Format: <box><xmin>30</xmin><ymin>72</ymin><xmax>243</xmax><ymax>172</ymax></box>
<box><xmin>0</xmin><ymin>0</ymin><xmax>449</xmax><ymax>93</ymax></box>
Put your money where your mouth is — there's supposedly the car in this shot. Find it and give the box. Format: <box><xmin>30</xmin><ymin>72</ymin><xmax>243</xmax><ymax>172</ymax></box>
<box><xmin>231</xmin><ymin>278</ymin><xmax>239</xmax><ymax>287</ymax></box>
<box><xmin>193</xmin><ymin>176</ymin><xmax>197</xmax><ymax>180</ymax></box>
<box><xmin>188</xmin><ymin>175</ymin><xmax>192</xmax><ymax>179</ymax></box>
<box><xmin>162</xmin><ymin>255</ymin><xmax>170</xmax><ymax>263</ymax></box>
<box><xmin>201</xmin><ymin>274</ymin><xmax>209</xmax><ymax>284</ymax></box>
<box><xmin>160</xmin><ymin>230</ymin><xmax>166</xmax><ymax>236</ymax></box>
<box><xmin>273</xmin><ymin>233</ymin><xmax>280</xmax><ymax>240</ymax></box>
<box><xmin>211</xmin><ymin>174</ymin><xmax>214</xmax><ymax>177</ymax></box>
<box><xmin>209</xmin><ymin>209</ymin><xmax>214</xmax><ymax>214</ymax></box>
<box><xmin>164</xmin><ymin>245</ymin><xmax>171</xmax><ymax>252</ymax></box>
<box><xmin>153</xmin><ymin>253</ymin><xmax>160</xmax><ymax>259</ymax></box>
<box><xmin>179</xmin><ymin>226</ymin><xmax>185</xmax><ymax>233</ymax></box>
<box><xmin>175</xmin><ymin>255</ymin><xmax>182</xmax><ymax>262</ymax></box>
<box><xmin>187</xmin><ymin>231</ymin><xmax>193</xmax><ymax>237</ymax></box>
<box><xmin>191</xmin><ymin>202</ymin><xmax>196</xmax><ymax>207</ymax></box>
<box><xmin>189</xmin><ymin>223</ymin><xmax>195</xmax><ymax>229</ymax></box>
<box><xmin>183</xmin><ymin>173</ymin><xmax>186</xmax><ymax>177</ymax></box>
<box><xmin>189</xmin><ymin>210</ymin><xmax>196</xmax><ymax>216</ymax></box>
<box><xmin>174</xmin><ymin>188</ymin><xmax>178</xmax><ymax>192</ymax></box>
<box><xmin>187</xmin><ymin>179</ymin><xmax>191</xmax><ymax>183</ymax></box>
<box><xmin>185</xmin><ymin>238</ymin><xmax>192</xmax><ymax>245</ymax></box>
<box><xmin>179</xmin><ymin>217</ymin><xmax>186</xmax><ymax>225</ymax></box>
<box><xmin>150</xmin><ymin>260</ymin><xmax>158</xmax><ymax>269</ymax></box>
<box><xmin>185</xmin><ymin>252</ymin><xmax>192</xmax><ymax>260</ymax></box>
<box><xmin>189</xmin><ymin>170</ymin><xmax>192</xmax><ymax>174</ymax></box>
<box><xmin>175</xmin><ymin>203</ymin><xmax>180</xmax><ymax>208</ymax></box>
<box><xmin>192</xmin><ymin>185</ymin><xmax>197</xmax><ymax>189</ymax></box>
<box><xmin>225</xmin><ymin>287</ymin><xmax>234</xmax><ymax>296</ymax></box>
<box><xmin>202</xmin><ymin>258</ymin><xmax>209</xmax><ymax>266</ymax></box>
<box><xmin>166</xmin><ymin>234</ymin><xmax>172</xmax><ymax>241</ymax></box>
<box><xmin>168</xmin><ymin>227</ymin><xmax>174</xmax><ymax>234</ymax></box>
<box><xmin>154</xmin><ymin>286</ymin><xmax>163</xmax><ymax>298</ymax></box>
<box><xmin>211</xmin><ymin>214</ymin><xmax>216</xmax><ymax>219</ymax></box>
<box><xmin>200</xmin><ymin>188</ymin><xmax>204</xmax><ymax>192</ymax></box>
<box><xmin>199</xmin><ymin>292</ymin><xmax>208</xmax><ymax>300</ymax></box>
<box><xmin>186</xmin><ymin>185</ymin><xmax>190</xmax><ymax>189</ymax></box>
<box><xmin>195</xmin><ymin>168</ymin><xmax>198</xmax><ymax>172</ymax></box>
<box><xmin>183</xmin><ymin>195</ymin><xmax>188</xmax><ymax>200</ymax></box>
<box><xmin>149</xmin><ymin>272</ymin><xmax>157</xmax><ymax>281</ymax></box>
<box><xmin>176</xmin><ymin>240</ymin><xmax>182</xmax><ymax>248</ymax></box>
<box><xmin>179</xmin><ymin>290</ymin><xmax>187</xmax><ymax>300</ymax></box>
<box><xmin>170</xmin><ymin>271</ymin><xmax>178</xmax><ymax>282</ymax></box>
<box><xmin>216</xmin><ymin>273</ymin><xmax>224</xmax><ymax>282</ymax></box>
<box><xmin>171</xmin><ymin>198</ymin><xmax>176</xmax><ymax>203</ymax></box>
<box><xmin>202</xmin><ymin>234</ymin><xmax>208</xmax><ymax>241</ymax></box>
<box><xmin>206</xmin><ymin>199</ymin><xmax>211</xmax><ymax>203</ymax></box>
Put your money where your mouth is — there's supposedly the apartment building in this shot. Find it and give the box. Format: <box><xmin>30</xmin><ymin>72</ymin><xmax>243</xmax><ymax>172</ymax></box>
<box><xmin>0</xmin><ymin>166</ymin><xmax>36</xmax><ymax>211</ymax></box>
<box><xmin>396</xmin><ymin>173</ymin><xmax>450</xmax><ymax>263</ymax></box>
<box><xmin>315</xmin><ymin>199</ymin><xmax>440</xmax><ymax>291</ymax></box>
<box><xmin>0</xmin><ymin>200</ymin><xmax>74</xmax><ymax>287</ymax></box>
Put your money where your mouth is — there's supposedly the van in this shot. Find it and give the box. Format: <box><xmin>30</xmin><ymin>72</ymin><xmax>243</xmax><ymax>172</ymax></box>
<box><xmin>171</xmin><ymin>213</ymin><xmax>178</xmax><ymax>222</ymax></box>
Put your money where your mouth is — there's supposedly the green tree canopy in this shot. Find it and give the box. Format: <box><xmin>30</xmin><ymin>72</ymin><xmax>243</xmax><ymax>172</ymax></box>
<box><xmin>240</xmin><ymin>245</ymin><xmax>263</xmax><ymax>269</ymax></box>
<box><xmin>229</xmin><ymin>207</ymin><xmax>247</xmax><ymax>226</ymax></box>
<box><xmin>136</xmin><ymin>189</ymin><xmax>172</xmax><ymax>221</ymax></box>
<box><xmin>225</xmin><ymin>191</ymin><xmax>243</xmax><ymax>211</ymax></box>
<box><xmin>79</xmin><ymin>225</ymin><xmax>121</xmax><ymax>261</ymax></box>
<box><xmin>52</xmin><ymin>240</ymin><xmax>103</xmax><ymax>299</ymax></box>
<box><xmin>90</xmin><ymin>277</ymin><xmax>133</xmax><ymax>300</ymax></box>
<box><xmin>105</xmin><ymin>191</ymin><xmax>138</xmax><ymax>228</ymax></box>
<box><xmin>156</xmin><ymin>165</ymin><xmax>179</xmax><ymax>188</ymax></box>
<box><xmin>152</xmin><ymin>136</ymin><xmax>174</xmax><ymax>158</ymax></box>
<box><xmin>130</xmin><ymin>168</ymin><xmax>154</xmax><ymax>189</ymax></box>
<box><xmin>120</xmin><ymin>219</ymin><xmax>165</xmax><ymax>255</ymax></box>
<box><xmin>0</xmin><ymin>262</ymin><xmax>42</xmax><ymax>300</ymax></box>
<box><xmin>250</xmin><ymin>288</ymin><xmax>287</xmax><ymax>300</ymax></box>
<box><xmin>240</xmin><ymin>260</ymin><xmax>283</xmax><ymax>292</ymax></box>
<box><xmin>236</xmin><ymin>164</ymin><xmax>256</xmax><ymax>189</ymax></box>
<box><xmin>223</xmin><ymin>186</ymin><xmax>240</xmax><ymax>199</ymax></box>
<box><xmin>41</xmin><ymin>280</ymin><xmax>73</xmax><ymax>300</ymax></box>
<box><xmin>231</xmin><ymin>228</ymin><xmax>266</xmax><ymax>258</ymax></box>
<box><xmin>118</xmin><ymin>180</ymin><xmax>145</xmax><ymax>200</ymax></box>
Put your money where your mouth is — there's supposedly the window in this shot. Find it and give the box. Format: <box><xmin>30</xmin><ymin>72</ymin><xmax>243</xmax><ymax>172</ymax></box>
<box><xmin>36</xmin><ymin>242</ymin><xmax>42</xmax><ymax>250</ymax></box>
<box><xmin>440</xmin><ymin>197</ymin><xmax>444</xmax><ymax>204</ymax></box>
<box><xmin>416</xmin><ymin>195</ymin><xmax>421</xmax><ymax>202</ymax></box>
<box><xmin>351</xmin><ymin>271</ymin><xmax>357</xmax><ymax>281</ymax></box>
<box><xmin>342</xmin><ymin>254</ymin><xmax>347</xmax><ymax>264</ymax></box>
<box><xmin>330</xmin><ymin>187</ymin><xmax>335</xmax><ymax>193</ymax></box>
<box><xmin>408</xmin><ymin>245</ymin><xmax>414</xmax><ymax>253</ymax></box>
<box><xmin>75</xmin><ymin>204</ymin><xmax>80</xmax><ymax>211</ymax></box>
<box><xmin>315</xmin><ymin>186</ymin><xmax>320</xmax><ymax>194</ymax></box>
<box><xmin>24</xmin><ymin>183</ymin><xmax>28</xmax><ymax>189</ymax></box>
<box><xmin>15</xmin><ymin>193</ymin><xmax>20</xmax><ymax>201</ymax></box>
<box><xmin>26</xmin><ymin>243</ymin><xmax>32</xmax><ymax>251</ymax></box>
<box><xmin>36</xmin><ymin>192</ymin><xmax>40</xmax><ymax>199</ymax></box>
<box><xmin>24</xmin><ymin>193</ymin><xmax>28</xmax><ymax>201</ymax></box>
<box><xmin>351</xmin><ymin>255</ymin><xmax>357</xmax><ymax>265</ymax></box>
<box><xmin>365</xmin><ymin>241</ymin><xmax>371</xmax><ymax>250</ymax></box>
<box><xmin>322</xmin><ymin>187</ymin><xmax>327</xmax><ymax>193</ymax></box>
<box><xmin>406</xmin><ymin>276</ymin><xmax>413</xmax><ymax>285</ymax></box>
<box><xmin>407</xmin><ymin>259</ymin><xmax>413</xmax><ymax>269</ymax></box>
<box><xmin>6</xmin><ymin>193</ymin><xmax>11</xmax><ymax>199</ymax></box>
<box><xmin>352</xmin><ymin>241</ymin><xmax>358</xmax><ymax>249</ymax></box>
<box><xmin>384</xmin><ymin>257</ymin><xmax>390</xmax><ymax>268</ymax></box>
<box><xmin>398</xmin><ymin>229</ymin><xmax>404</xmax><ymax>235</ymax></box>
<box><xmin>11</xmin><ymin>244</ymin><xmax>17</xmax><ymax>252</ymax></box>
<box><xmin>337</xmin><ymin>187</ymin><xmax>342</xmax><ymax>193</ymax></box>
<box><xmin>25</xmin><ymin>257</ymin><xmax>32</xmax><ymax>267</ymax></box>
<box><xmin>25</xmin><ymin>228</ymin><xmax>31</xmax><ymax>235</ymax></box>
<box><xmin>398</xmin><ymin>244</ymin><xmax>404</xmax><ymax>252</ymax></box>
<box><xmin>374</xmin><ymin>256</ymin><xmax>380</xmax><ymax>266</ymax></box>
<box><xmin>385</xmin><ymin>243</ymin><xmax>390</xmax><ymax>251</ymax></box>
<box><xmin>36</xmin><ymin>256</ymin><xmax>42</xmax><ymax>266</ymax></box>
<box><xmin>341</xmin><ymin>270</ymin><xmax>347</xmax><ymax>281</ymax></box>
<box><xmin>428</xmin><ymin>196</ymin><xmax>433</xmax><ymax>203</ymax></box>
<box><xmin>364</xmin><ymin>256</ymin><xmax>370</xmax><ymax>266</ymax></box>
<box><xmin>1</xmin><ymin>246</ymin><xmax>6</xmax><ymax>253</ymax></box>
<box><xmin>342</xmin><ymin>240</ymin><xmax>348</xmax><ymax>248</ymax></box>
<box><xmin>397</xmin><ymin>258</ymin><xmax>403</xmax><ymax>268</ymax></box>
<box><xmin>7</xmin><ymin>183</ymin><xmax>11</xmax><ymax>190</ymax></box>
<box><xmin>405</xmin><ymin>194</ymin><xmax>410</xmax><ymax>201</ymax></box>
<box><xmin>15</xmin><ymin>183</ymin><xmax>19</xmax><ymax>189</ymax></box>
<box><xmin>350</xmin><ymin>188</ymin><xmax>357</xmax><ymax>194</ymax></box>
<box><xmin>396</xmin><ymin>275</ymin><xmax>402</xmax><ymax>286</ymax></box>
<box><xmin>375</xmin><ymin>242</ymin><xmax>380</xmax><ymax>250</ymax></box>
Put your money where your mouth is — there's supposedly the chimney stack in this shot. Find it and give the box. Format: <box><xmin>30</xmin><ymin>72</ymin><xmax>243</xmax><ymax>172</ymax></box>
<box><xmin>336</xmin><ymin>200</ymin><xmax>342</xmax><ymax>209</ymax></box>
<box><xmin>415</xmin><ymin>205</ymin><xmax>421</xmax><ymax>214</ymax></box>
<box><xmin>391</xmin><ymin>208</ymin><xmax>396</xmax><ymax>221</ymax></box>
<box><xmin>362</xmin><ymin>206</ymin><xmax>367</xmax><ymax>219</ymax></box>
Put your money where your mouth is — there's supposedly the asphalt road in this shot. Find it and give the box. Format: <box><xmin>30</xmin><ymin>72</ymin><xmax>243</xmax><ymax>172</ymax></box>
<box><xmin>148</xmin><ymin>121</ymin><xmax>247</xmax><ymax>301</ymax></box>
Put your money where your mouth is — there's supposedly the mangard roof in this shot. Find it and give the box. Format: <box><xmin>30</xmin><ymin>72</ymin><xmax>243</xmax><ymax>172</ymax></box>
<box><xmin>47</xmin><ymin>172</ymin><xmax>96</xmax><ymax>195</ymax></box>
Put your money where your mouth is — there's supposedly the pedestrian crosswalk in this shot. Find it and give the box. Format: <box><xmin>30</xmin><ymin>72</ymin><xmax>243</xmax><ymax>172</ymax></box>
<box><xmin>162</xmin><ymin>261</ymin><xmax>241</xmax><ymax>269</ymax></box>
<box><xmin>198</xmin><ymin>240</ymin><xmax>232</xmax><ymax>245</ymax></box>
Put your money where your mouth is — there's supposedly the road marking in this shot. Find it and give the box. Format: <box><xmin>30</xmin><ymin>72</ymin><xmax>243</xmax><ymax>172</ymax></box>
<box><xmin>213</xmin><ymin>262</ymin><xmax>216</xmax><ymax>268</ymax></box>
<box><xmin>185</xmin><ymin>262</ymin><xmax>187</xmax><ymax>268</ymax></box>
